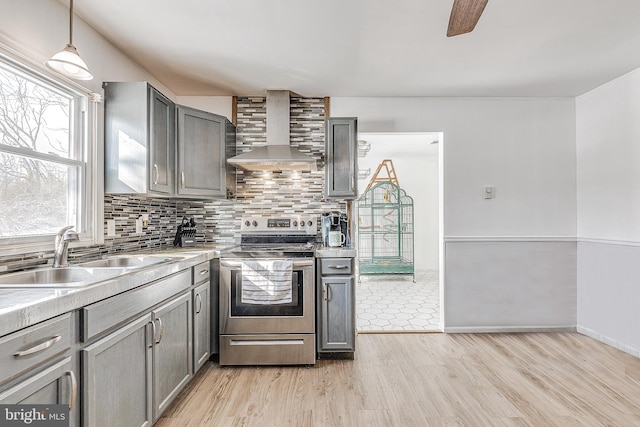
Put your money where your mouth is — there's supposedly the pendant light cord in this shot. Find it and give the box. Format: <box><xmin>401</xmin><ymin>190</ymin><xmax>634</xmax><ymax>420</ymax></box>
<box><xmin>69</xmin><ymin>0</ymin><xmax>74</xmax><ymax>45</ymax></box>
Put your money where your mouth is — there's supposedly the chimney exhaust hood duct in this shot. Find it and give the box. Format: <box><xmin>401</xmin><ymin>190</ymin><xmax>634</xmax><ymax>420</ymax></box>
<box><xmin>227</xmin><ymin>90</ymin><xmax>317</xmax><ymax>172</ymax></box>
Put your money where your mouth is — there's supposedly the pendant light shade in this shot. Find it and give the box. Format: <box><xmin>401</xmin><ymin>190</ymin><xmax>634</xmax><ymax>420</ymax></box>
<box><xmin>45</xmin><ymin>0</ymin><xmax>93</xmax><ymax>80</ymax></box>
<box><xmin>46</xmin><ymin>44</ymin><xmax>93</xmax><ymax>80</ymax></box>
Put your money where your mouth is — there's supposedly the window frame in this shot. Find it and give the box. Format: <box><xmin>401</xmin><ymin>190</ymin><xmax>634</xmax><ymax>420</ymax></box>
<box><xmin>0</xmin><ymin>48</ymin><xmax>102</xmax><ymax>256</ymax></box>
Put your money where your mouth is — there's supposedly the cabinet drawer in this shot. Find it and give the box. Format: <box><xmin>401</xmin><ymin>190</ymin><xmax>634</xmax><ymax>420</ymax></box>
<box><xmin>320</xmin><ymin>258</ymin><xmax>353</xmax><ymax>275</ymax></box>
<box><xmin>0</xmin><ymin>313</ymin><xmax>72</xmax><ymax>386</ymax></box>
<box><xmin>193</xmin><ymin>261</ymin><xmax>210</xmax><ymax>284</ymax></box>
<box><xmin>82</xmin><ymin>269</ymin><xmax>190</xmax><ymax>342</ymax></box>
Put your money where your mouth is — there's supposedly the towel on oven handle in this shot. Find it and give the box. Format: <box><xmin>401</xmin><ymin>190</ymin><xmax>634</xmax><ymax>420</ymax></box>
<box><xmin>241</xmin><ymin>260</ymin><xmax>293</xmax><ymax>305</ymax></box>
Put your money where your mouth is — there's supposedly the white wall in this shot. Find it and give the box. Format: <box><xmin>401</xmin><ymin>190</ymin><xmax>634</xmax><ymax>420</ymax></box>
<box><xmin>333</xmin><ymin>97</ymin><xmax>577</xmax><ymax>330</ymax></box>
<box><xmin>332</xmin><ymin>97</ymin><xmax>577</xmax><ymax>238</ymax></box>
<box><xmin>446</xmin><ymin>241</ymin><xmax>576</xmax><ymax>330</ymax></box>
<box><xmin>576</xmin><ymin>67</ymin><xmax>640</xmax><ymax>241</ymax></box>
<box><xmin>0</xmin><ymin>0</ymin><xmax>232</xmax><ymax>120</ymax></box>
<box><xmin>386</xmin><ymin>153</ymin><xmax>438</xmax><ymax>270</ymax></box>
<box><xmin>175</xmin><ymin>96</ymin><xmax>233</xmax><ymax>121</ymax></box>
<box><xmin>0</xmin><ymin>0</ymin><xmax>172</xmax><ymax>97</ymax></box>
<box><xmin>576</xmin><ymin>67</ymin><xmax>640</xmax><ymax>357</ymax></box>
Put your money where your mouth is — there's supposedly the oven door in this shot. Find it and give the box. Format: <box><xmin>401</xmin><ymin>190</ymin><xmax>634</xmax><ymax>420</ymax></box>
<box><xmin>219</xmin><ymin>258</ymin><xmax>315</xmax><ymax>334</ymax></box>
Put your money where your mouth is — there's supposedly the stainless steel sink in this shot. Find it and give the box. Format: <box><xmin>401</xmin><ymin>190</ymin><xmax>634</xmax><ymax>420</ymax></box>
<box><xmin>78</xmin><ymin>256</ymin><xmax>174</xmax><ymax>269</ymax></box>
<box><xmin>0</xmin><ymin>255</ymin><xmax>182</xmax><ymax>288</ymax></box>
<box><xmin>0</xmin><ymin>267</ymin><xmax>125</xmax><ymax>288</ymax></box>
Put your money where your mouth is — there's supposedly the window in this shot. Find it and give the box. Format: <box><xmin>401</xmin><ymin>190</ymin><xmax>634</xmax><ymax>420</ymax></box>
<box><xmin>0</xmin><ymin>52</ymin><xmax>98</xmax><ymax>250</ymax></box>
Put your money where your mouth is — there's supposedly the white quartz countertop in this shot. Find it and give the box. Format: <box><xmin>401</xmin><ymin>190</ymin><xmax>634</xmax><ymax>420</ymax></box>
<box><xmin>315</xmin><ymin>247</ymin><xmax>357</xmax><ymax>258</ymax></box>
<box><xmin>0</xmin><ymin>246</ymin><xmax>226</xmax><ymax>338</ymax></box>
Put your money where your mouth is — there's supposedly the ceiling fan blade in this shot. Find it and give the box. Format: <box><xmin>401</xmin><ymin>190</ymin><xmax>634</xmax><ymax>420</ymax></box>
<box><xmin>447</xmin><ymin>0</ymin><xmax>489</xmax><ymax>37</ymax></box>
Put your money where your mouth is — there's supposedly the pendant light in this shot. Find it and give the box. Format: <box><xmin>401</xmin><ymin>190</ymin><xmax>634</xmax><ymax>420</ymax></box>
<box><xmin>45</xmin><ymin>0</ymin><xmax>93</xmax><ymax>80</ymax></box>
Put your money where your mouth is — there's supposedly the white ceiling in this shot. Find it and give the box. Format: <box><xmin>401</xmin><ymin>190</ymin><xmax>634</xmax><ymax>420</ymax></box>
<box><xmin>73</xmin><ymin>0</ymin><xmax>640</xmax><ymax>97</ymax></box>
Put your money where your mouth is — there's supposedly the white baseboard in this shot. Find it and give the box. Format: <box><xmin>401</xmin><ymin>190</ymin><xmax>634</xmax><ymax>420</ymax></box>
<box><xmin>577</xmin><ymin>325</ymin><xmax>640</xmax><ymax>358</ymax></box>
<box><xmin>444</xmin><ymin>325</ymin><xmax>576</xmax><ymax>334</ymax></box>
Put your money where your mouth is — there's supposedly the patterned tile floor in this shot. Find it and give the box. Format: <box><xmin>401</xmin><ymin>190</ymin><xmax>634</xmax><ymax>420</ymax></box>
<box><xmin>356</xmin><ymin>270</ymin><xmax>440</xmax><ymax>332</ymax></box>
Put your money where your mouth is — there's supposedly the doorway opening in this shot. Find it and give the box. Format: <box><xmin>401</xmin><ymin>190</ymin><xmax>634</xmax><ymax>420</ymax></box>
<box><xmin>354</xmin><ymin>132</ymin><xmax>442</xmax><ymax>333</ymax></box>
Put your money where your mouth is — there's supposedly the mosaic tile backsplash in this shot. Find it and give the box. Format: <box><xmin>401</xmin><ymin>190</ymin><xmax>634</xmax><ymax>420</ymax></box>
<box><xmin>1</xmin><ymin>96</ymin><xmax>345</xmax><ymax>271</ymax></box>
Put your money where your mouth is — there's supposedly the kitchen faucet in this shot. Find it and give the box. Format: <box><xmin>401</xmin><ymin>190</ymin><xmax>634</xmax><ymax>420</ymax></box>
<box><xmin>53</xmin><ymin>225</ymin><xmax>79</xmax><ymax>268</ymax></box>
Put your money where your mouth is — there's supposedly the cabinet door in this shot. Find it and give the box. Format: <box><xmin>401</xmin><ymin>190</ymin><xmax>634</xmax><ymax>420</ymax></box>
<box><xmin>176</xmin><ymin>106</ymin><xmax>226</xmax><ymax>197</ymax></box>
<box><xmin>193</xmin><ymin>281</ymin><xmax>210</xmax><ymax>373</ymax></box>
<box><xmin>149</xmin><ymin>87</ymin><xmax>175</xmax><ymax>195</ymax></box>
<box><xmin>318</xmin><ymin>276</ymin><xmax>355</xmax><ymax>352</ymax></box>
<box><xmin>82</xmin><ymin>314</ymin><xmax>153</xmax><ymax>427</ymax></box>
<box><xmin>152</xmin><ymin>292</ymin><xmax>192</xmax><ymax>420</ymax></box>
<box><xmin>325</xmin><ymin>117</ymin><xmax>358</xmax><ymax>200</ymax></box>
<box><xmin>0</xmin><ymin>357</ymin><xmax>77</xmax><ymax>423</ymax></box>
<box><xmin>210</xmin><ymin>259</ymin><xmax>220</xmax><ymax>355</ymax></box>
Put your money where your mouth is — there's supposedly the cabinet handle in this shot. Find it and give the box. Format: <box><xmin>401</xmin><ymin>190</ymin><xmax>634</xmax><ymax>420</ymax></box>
<box><xmin>181</xmin><ymin>170</ymin><xmax>185</xmax><ymax>188</ymax></box>
<box><xmin>155</xmin><ymin>318</ymin><xmax>164</xmax><ymax>344</ymax></box>
<box><xmin>195</xmin><ymin>293</ymin><xmax>202</xmax><ymax>314</ymax></box>
<box><xmin>13</xmin><ymin>335</ymin><xmax>61</xmax><ymax>357</ymax></box>
<box><xmin>322</xmin><ymin>283</ymin><xmax>328</xmax><ymax>301</ymax></box>
<box><xmin>153</xmin><ymin>164</ymin><xmax>160</xmax><ymax>185</ymax></box>
<box><xmin>329</xmin><ymin>265</ymin><xmax>348</xmax><ymax>269</ymax></box>
<box><xmin>148</xmin><ymin>321</ymin><xmax>155</xmax><ymax>348</ymax></box>
<box><xmin>199</xmin><ymin>269</ymin><xmax>209</xmax><ymax>276</ymax></box>
<box><xmin>66</xmin><ymin>370</ymin><xmax>78</xmax><ymax>411</ymax></box>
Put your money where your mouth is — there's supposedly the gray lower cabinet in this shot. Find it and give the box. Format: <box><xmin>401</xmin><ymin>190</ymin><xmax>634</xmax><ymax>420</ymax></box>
<box><xmin>0</xmin><ymin>312</ymin><xmax>77</xmax><ymax>425</ymax></box>
<box><xmin>317</xmin><ymin>258</ymin><xmax>356</xmax><ymax>354</ymax></box>
<box><xmin>209</xmin><ymin>259</ymin><xmax>220</xmax><ymax>356</ymax></box>
<box><xmin>152</xmin><ymin>292</ymin><xmax>192</xmax><ymax>419</ymax></box>
<box><xmin>82</xmin><ymin>314</ymin><xmax>153</xmax><ymax>427</ymax></box>
<box><xmin>82</xmin><ymin>291</ymin><xmax>192</xmax><ymax>426</ymax></box>
<box><xmin>0</xmin><ymin>357</ymin><xmax>77</xmax><ymax>416</ymax></box>
<box><xmin>325</xmin><ymin>117</ymin><xmax>358</xmax><ymax>200</ymax></box>
<box><xmin>192</xmin><ymin>278</ymin><xmax>210</xmax><ymax>374</ymax></box>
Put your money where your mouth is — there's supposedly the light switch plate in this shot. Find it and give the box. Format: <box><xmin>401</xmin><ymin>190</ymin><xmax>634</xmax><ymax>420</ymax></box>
<box><xmin>483</xmin><ymin>186</ymin><xmax>495</xmax><ymax>199</ymax></box>
<box><xmin>106</xmin><ymin>219</ymin><xmax>116</xmax><ymax>237</ymax></box>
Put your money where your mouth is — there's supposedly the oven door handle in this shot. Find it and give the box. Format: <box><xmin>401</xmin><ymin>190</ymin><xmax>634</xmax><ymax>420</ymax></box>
<box><xmin>220</xmin><ymin>259</ymin><xmax>314</xmax><ymax>268</ymax></box>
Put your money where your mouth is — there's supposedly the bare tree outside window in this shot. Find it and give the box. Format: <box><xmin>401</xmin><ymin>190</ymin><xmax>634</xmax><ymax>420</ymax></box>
<box><xmin>0</xmin><ymin>60</ymin><xmax>84</xmax><ymax>237</ymax></box>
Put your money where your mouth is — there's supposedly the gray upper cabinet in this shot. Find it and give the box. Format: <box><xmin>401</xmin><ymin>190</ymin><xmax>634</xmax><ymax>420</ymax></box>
<box><xmin>104</xmin><ymin>82</ymin><xmax>236</xmax><ymax>198</ymax></box>
<box><xmin>177</xmin><ymin>106</ymin><xmax>233</xmax><ymax>198</ymax></box>
<box><xmin>325</xmin><ymin>117</ymin><xmax>358</xmax><ymax>200</ymax></box>
<box><xmin>149</xmin><ymin>88</ymin><xmax>175</xmax><ymax>194</ymax></box>
<box><xmin>104</xmin><ymin>82</ymin><xmax>175</xmax><ymax>195</ymax></box>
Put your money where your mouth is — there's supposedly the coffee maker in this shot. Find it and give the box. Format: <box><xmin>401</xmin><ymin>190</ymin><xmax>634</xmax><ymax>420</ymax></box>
<box><xmin>322</xmin><ymin>211</ymin><xmax>349</xmax><ymax>247</ymax></box>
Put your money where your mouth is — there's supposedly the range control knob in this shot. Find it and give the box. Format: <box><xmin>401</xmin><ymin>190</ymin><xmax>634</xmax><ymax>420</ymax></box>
<box><xmin>307</xmin><ymin>220</ymin><xmax>312</xmax><ymax>227</ymax></box>
<box><xmin>300</xmin><ymin>220</ymin><xmax>306</xmax><ymax>227</ymax></box>
<box><xmin>252</xmin><ymin>220</ymin><xmax>258</xmax><ymax>227</ymax></box>
<box><xmin>293</xmin><ymin>220</ymin><xmax>298</xmax><ymax>227</ymax></box>
<box><xmin>244</xmin><ymin>220</ymin><xmax>251</xmax><ymax>227</ymax></box>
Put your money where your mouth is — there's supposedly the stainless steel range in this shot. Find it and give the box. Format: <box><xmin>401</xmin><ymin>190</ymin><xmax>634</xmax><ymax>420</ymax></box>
<box><xmin>218</xmin><ymin>216</ymin><xmax>317</xmax><ymax>366</ymax></box>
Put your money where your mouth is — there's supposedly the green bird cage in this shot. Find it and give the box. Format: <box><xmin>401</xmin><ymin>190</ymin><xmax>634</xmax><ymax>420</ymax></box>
<box><xmin>357</xmin><ymin>181</ymin><xmax>414</xmax><ymax>278</ymax></box>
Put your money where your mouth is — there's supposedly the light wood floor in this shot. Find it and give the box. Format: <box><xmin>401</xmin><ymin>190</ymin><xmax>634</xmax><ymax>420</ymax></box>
<box><xmin>156</xmin><ymin>333</ymin><xmax>640</xmax><ymax>426</ymax></box>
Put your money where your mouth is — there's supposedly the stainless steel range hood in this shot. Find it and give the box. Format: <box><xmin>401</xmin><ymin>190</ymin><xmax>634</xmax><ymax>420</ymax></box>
<box><xmin>227</xmin><ymin>90</ymin><xmax>317</xmax><ymax>172</ymax></box>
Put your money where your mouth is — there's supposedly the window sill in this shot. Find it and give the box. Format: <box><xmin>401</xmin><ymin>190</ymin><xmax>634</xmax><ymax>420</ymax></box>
<box><xmin>0</xmin><ymin>235</ymin><xmax>97</xmax><ymax>260</ymax></box>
